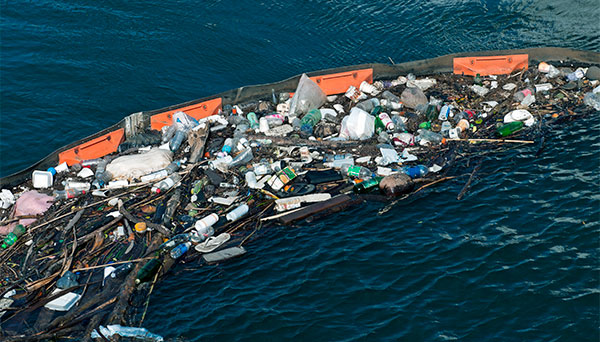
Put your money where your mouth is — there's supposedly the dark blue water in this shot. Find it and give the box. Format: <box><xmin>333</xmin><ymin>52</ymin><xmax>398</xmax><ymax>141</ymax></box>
<box><xmin>1</xmin><ymin>1</ymin><xmax>599</xmax><ymax>341</ymax></box>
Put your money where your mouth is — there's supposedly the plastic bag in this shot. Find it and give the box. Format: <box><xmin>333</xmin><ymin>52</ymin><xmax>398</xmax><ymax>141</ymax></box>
<box><xmin>106</xmin><ymin>148</ymin><xmax>173</xmax><ymax>180</ymax></box>
<box><xmin>91</xmin><ymin>325</ymin><xmax>163</xmax><ymax>342</ymax></box>
<box><xmin>288</xmin><ymin>74</ymin><xmax>326</xmax><ymax>117</ymax></box>
<box><xmin>0</xmin><ymin>191</ymin><xmax>54</xmax><ymax>235</ymax></box>
<box><xmin>339</xmin><ymin>107</ymin><xmax>375</xmax><ymax>140</ymax></box>
<box><xmin>161</xmin><ymin>111</ymin><xmax>199</xmax><ymax>143</ymax></box>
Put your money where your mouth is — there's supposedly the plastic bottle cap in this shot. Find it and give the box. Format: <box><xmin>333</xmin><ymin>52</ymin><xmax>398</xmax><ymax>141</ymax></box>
<box><xmin>135</xmin><ymin>222</ymin><xmax>147</xmax><ymax>233</ymax></box>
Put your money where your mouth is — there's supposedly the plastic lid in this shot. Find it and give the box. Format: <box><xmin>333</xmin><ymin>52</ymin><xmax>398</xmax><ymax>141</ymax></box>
<box><xmin>47</xmin><ymin>167</ymin><xmax>57</xmax><ymax>175</ymax></box>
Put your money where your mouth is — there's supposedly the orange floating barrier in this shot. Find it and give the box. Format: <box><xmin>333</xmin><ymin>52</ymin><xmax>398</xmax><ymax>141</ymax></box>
<box><xmin>453</xmin><ymin>54</ymin><xmax>528</xmax><ymax>76</ymax></box>
<box><xmin>58</xmin><ymin>128</ymin><xmax>125</xmax><ymax>166</ymax></box>
<box><xmin>150</xmin><ymin>97</ymin><xmax>222</xmax><ymax>131</ymax></box>
<box><xmin>310</xmin><ymin>68</ymin><xmax>373</xmax><ymax>95</ymax></box>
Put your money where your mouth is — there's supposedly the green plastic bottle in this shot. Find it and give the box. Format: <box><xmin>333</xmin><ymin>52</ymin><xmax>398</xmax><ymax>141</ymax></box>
<box><xmin>135</xmin><ymin>258</ymin><xmax>162</xmax><ymax>284</ymax></box>
<box><xmin>1</xmin><ymin>224</ymin><xmax>26</xmax><ymax>249</ymax></box>
<box><xmin>497</xmin><ymin>121</ymin><xmax>524</xmax><ymax>137</ymax></box>
<box><xmin>354</xmin><ymin>176</ymin><xmax>383</xmax><ymax>193</ymax></box>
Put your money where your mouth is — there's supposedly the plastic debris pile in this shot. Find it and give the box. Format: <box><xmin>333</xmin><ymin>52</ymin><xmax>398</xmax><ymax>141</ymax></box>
<box><xmin>0</xmin><ymin>61</ymin><xmax>598</xmax><ymax>340</ymax></box>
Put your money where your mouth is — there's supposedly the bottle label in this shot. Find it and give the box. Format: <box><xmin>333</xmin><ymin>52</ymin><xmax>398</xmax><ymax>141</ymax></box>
<box><xmin>521</xmin><ymin>89</ymin><xmax>533</xmax><ymax>97</ymax></box>
<box><xmin>347</xmin><ymin>166</ymin><xmax>361</xmax><ymax>177</ymax></box>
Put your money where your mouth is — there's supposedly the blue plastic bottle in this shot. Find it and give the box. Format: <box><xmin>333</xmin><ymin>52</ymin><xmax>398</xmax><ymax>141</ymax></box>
<box><xmin>402</xmin><ymin>165</ymin><xmax>428</xmax><ymax>178</ymax></box>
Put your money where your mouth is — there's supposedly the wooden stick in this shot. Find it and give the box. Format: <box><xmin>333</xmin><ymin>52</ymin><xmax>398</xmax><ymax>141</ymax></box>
<box><xmin>457</xmin><ymin>161</ymin><xmax>482</xmax><ymax>200</ymax></box>
<box><xmin>447</xmin><ymin>138</ymin><xmax>534</xmax><ymax>144</ymax></box>
<box><xmin>71</xmin><ymin>257</ymin><xmax>153</xmax><ymax>272</ymax></box>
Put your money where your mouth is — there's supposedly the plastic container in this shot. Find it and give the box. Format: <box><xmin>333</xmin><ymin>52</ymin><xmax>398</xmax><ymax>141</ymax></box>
<box><xmin>32</xmin><ymin>170</ymin><xmax>53</xmax><ymax>189</ymax></box>
<box><xmin>226</xmin><ymin>204</ymin><xmax>249</xmax><ymax>222</ymax></box>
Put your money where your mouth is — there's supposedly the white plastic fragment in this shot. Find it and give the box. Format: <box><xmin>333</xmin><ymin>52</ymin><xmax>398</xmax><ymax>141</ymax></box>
<box><xmin>77</xmin><ymin>167</ymin><xmax>95</xmax><ymax>178</ymax></box>
<box><xmin>0</xmin><ymin>189</ymin><xmax>15</xmax><ymax>209</ymax></box>
<box><xmin>471</xmin><ymin>85</ymin><xmax>489</xmax><ymax>97</ymax></box>
<box><xmin>503</xmin><ymin>83</ymin><xmax>517</xmax><ymax>91</ymax></box>
<box><xmin>355</xmin><ymin>156</ymin><xmax>371</xmax><ymax>164</ymax></box>
<box><xmin>504</xmin><ymin>109</ymin><xmax>536</xmax><ymax>127</ymax></box>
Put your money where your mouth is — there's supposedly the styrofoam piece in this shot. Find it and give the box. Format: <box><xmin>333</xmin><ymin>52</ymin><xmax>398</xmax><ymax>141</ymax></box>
<box><xmin>77</xmin><ymin>167</ymin><xmax>95</xmax><ymax>178</ymax></box>
<box><xmin>44</xmin><ymin>290</ymin><xmax>81</xmax><ymax>311</ymax></box>
<box><xmin>32</xmin><ymin>170</ymin><xmax>53</xmax><ymax>188</ymax></box>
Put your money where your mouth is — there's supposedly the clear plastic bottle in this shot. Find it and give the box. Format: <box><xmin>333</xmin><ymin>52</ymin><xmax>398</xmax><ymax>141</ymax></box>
<box><xmin>416</xmin><ymin>129</ymin><xmax>443</xmax><ymax>145</ymax></box>
<box><xmin>440</xmin><ymin>121</ymin><xmax>452</xmax><ymax>137</ymax></box>
<box><xmin>53</xmin><ymin>189</ymin><xmax>86</xmax><ymax>200</ymax></box>
<box><xmin>63</xmin><ymin>180</ymin><xmax>91</xmax><ymax>192</ymax></box>
<box><xmin>323</xmin><ymin>153</ymin><xmax>353</xmax><ymax>162</ymax></box>
<box><xmin>169</xmin><ymin>129</ymin><xmax>187</xmax><ymax>152</ymax></box>
<box><xmin>340</xmin><ymin>164</ymin><xmax>373</xmax><ymax>179</ymax></box>
<box><xmin>165</xmin><ymin>160</ymin><xmax>181</xmax><ymax>174</ymax></box>
<box><xmin>391</xmin><ymin>114</ymin><xmax>407</xmax><ymax>132</ymax></box>
<box><xmin>92</xmin><ymin>159</ymin><xmax>112</xmax><ymax>189</ymax></box>
<box><xmin>381</xmin><ymin>90</ymin><xmax>400</xmax><ymax>102</ymax></box>
<box><xmin>162</xmin><ymin>189</ymin><xmax>181</xmax><ymax>227</ymax></box>
<box><xmin>356</xmin><ymin>98</ymin><xmax>380</xmax><ymax>113</ymax></box>
<box><xmin>140</xmin><ymin>169</ymin><xmax>168</xmax><ymax>183</ymax></box>
<box><xmin>160</xmin><ymin>233</ymin><xmax>191</xmax><ymax>251</ymax></box>
<box><xmin>300</xmin><ymin>109</ymin><xmax>322</xmax><ymax>137</ymax></box>
<box><xmin>229</xmin><ymin>147</ymin><xmax>254</xmax><ymax>169</ymax></box>
<box><xmin>151</xmin><ymin>173</ymin><xmax>181</xmax><ymax>194</ymax></box>
<box><xmin>170</xmin><ymin>242</ymin><xmax>191</xmax><ymax>259</ymax></box>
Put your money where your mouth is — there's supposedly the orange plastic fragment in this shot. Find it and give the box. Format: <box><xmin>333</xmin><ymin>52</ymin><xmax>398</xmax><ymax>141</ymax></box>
<box><xmin>453</xmin><ymin>54</ymin><xmax>528</xmax><ymax>76</ymax></box>
<box><xmin>309</xmin><ymin>68</ymin><xmax>373</xmax><ymax>95</ymax></box>
<box><xmin>150</xmin><ymin>97</ymin><xmax>222</xmax><ymax>131</ymax></box>
<box><xmin>58</xmin><ymin>128</ymin><xmax>125</xmax><ymax>166</ymax></box>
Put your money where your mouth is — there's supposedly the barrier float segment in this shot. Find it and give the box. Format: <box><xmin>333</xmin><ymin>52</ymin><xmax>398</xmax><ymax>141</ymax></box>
<box><xmin>453</xmin><ymin>54</ymin><xmax>528</xmax><ymax>76</ymax></box>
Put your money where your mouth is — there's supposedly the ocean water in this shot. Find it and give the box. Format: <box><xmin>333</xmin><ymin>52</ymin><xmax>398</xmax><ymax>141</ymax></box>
<box><xmin>1</xmin><ymin>0</ymin><xmax>599</xmax><ymax>341</ymax></box>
